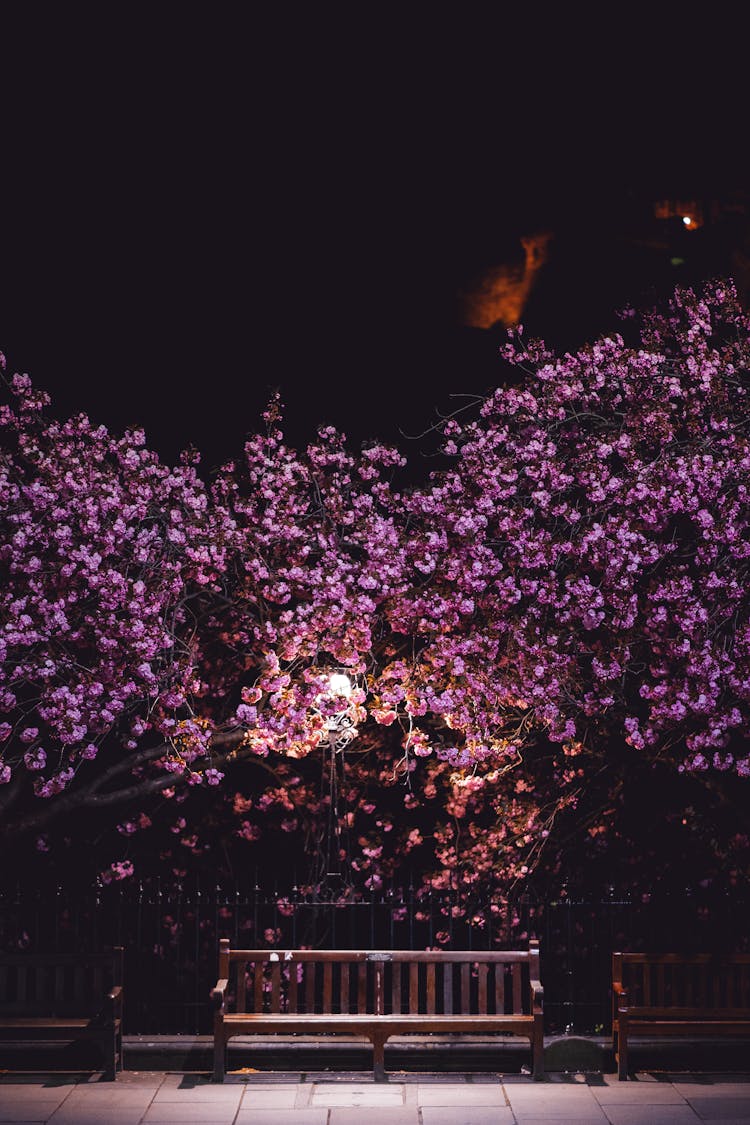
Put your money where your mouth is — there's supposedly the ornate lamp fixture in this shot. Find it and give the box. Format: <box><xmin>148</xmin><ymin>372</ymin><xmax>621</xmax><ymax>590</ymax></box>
<box><xmin>319</xmin><ymin>672</ymin><xmax>359</xmax><ymax>753</ymax></box>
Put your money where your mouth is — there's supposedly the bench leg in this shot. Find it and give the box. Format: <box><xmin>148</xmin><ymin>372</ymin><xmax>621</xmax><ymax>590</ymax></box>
<box><xmin>213</xmin><ymin>1032</ymin><xmax>226</xmax><ymax>1083</ymax></box>
<box><xmin>103</xmin><ymin>1028</ymin><xmax>117</xmax><ymax>1081</ymax></box>
<box><xmin>532</xmin><ymin>1019</ymin><xmax>544</xmax><ymax>1080</ymax></box>
<box><xmin>372</xmin><ymin>1033</ymin><xmax>387</xmax><ymax>1082</ymax></box>
<box><xmin>617</xmin><ymin>1022</ymin><xmax>628</xmax><ymax>1080</ymax></box>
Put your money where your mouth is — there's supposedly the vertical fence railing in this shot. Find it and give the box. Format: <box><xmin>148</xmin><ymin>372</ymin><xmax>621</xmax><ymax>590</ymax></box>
<box><xmin>0</xmin><ymin>881</ymin><xmax>747</xmax><ymax>1036</ymax></box>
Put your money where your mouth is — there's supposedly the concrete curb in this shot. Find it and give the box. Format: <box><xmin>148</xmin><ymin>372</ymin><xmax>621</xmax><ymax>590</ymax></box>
<box><xmin>116</xmin><ymin>1033</ymin><xmax>750</xmax><ymax>1076</ymax></box>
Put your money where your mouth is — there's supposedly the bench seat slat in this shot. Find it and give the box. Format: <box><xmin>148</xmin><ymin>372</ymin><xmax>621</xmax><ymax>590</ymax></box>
<box><xmin>0</xmin><ymin>1018</ymin><xmax>122</xmax><ymax>1037</ymax></box>
<box><xmin>622</xmin><ymin>1019</ymin><xmax>750</xmax><ymax>1035</ymax></box>
<box><xmin>618</xmin><ymin>1006</ymin><xmax>750</xmax><ymax>1019</ymax></box>
<box><xmin>0</xmin><ymin>1017</ymin><xmax>101</xmax><ymax>1029</ymax></box>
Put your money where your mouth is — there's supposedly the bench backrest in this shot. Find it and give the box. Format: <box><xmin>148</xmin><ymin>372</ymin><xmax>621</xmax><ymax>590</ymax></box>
<box><xmin>613</xmin><ymin>952</ymin><xmax>750</xmax><ymax>1012</ymax></box>
<box><xmin>218</xmin><ymin>940</ymin><xmax>540</xmax><ymax>1017</ymax></box>
<box><xmin>0</xmin><ymin>949</ymin><xmax>123</xmax><ymax>1018</ymax></box>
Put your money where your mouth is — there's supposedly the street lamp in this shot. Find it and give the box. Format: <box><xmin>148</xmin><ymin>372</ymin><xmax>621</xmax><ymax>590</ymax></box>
<box><xmin>320</xmin><ymin>672</ymin><xmax>359</xmax><ymax>754</ymax></box>
<box><xmin>313</xmin><ymin>671</ymin><xmax>361</xmax><ymax>885</ymax></box>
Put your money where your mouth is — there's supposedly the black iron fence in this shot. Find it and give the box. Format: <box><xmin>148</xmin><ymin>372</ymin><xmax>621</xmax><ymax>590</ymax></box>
<box><xmin>1</xmin><ymin>879</ymin><xmax>747</xmax><ymax>1036</ymax></box>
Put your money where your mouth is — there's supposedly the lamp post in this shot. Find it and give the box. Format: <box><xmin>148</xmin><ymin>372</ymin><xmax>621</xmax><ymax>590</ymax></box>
<box><xmin>315</xmin><ymin>672</ymin><xmax>359</xmax><ymax>884</ymax></box>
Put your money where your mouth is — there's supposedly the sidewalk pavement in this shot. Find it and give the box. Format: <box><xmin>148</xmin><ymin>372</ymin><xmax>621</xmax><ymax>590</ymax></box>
<box><xmin>0</xmin><ymin>1071</ymin><xmax>749</xmax><ymax>1125</ymax></box>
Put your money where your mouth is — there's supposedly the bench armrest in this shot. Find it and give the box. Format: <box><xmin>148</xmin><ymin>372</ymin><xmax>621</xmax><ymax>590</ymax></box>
<box><xmin>530</xmin><ymin>978</ymin><xmax>544</xmax><ymax>1013</ymax></box>
<box><xmin>212</xmin><ymin>978</ymin><xmax>228</xmax><ymax>1011</ymax></box>
<box><xmin>613</xmin><ymin>982</ymin><xmax>628</xmax><ymax>1008</ymax></box>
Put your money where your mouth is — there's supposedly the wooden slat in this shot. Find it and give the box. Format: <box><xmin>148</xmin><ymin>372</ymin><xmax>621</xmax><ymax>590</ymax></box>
<box><xmin>392</xmin><ymin>963</ymin><xmax>401</xmax><ymax>1015</ymax></box>
<box><xmin>253</xmin><ymin>961</ymin><xmax>264</xmax><ymax>1014</ymax></box>
<box><xmin>623</xmin><ymin>1005</ymin><xmax>750</xmax><ymax>1020</ymax></box>
<box><xmin>409</xmin><ymin>963</ymin><xmax>419</xmax><ymax>1014</ymax></box>
<box><xmin>235</xmin><ymin>962</ymin><xmax>246</xmax><ymax>1013</ymax></box>
<box><xmin>288</xmin><ymin>964</ymin><xmax>298</xmax><ymax>1014</ymax></box>
<box><xmin>90</xmin><ymin>966</ymin><xmax>101</xmax><ymax>1006</ymax></box>
<box><xmin>478</xmin><ymin>963</ymin><xmax>488</xmax><ymax>1015</ymax></box>
<box><xmin>30</xmin><ymin>966</ymin><xmax>40</xmax><ymax>1005</ymax></box>
<box><xmin>337</xmin><ymin>963</ymin><xmax>344</xmax><ymax>1015</ymax></box>
<box><xmin>46</xmin><ymin>965</ymin><xmax>56</xmax><ymax>1005</ymax></box>
<box><xmin>681</xmin><ymin>964</ymin><xmax>692</xmax><ymax>1007</ymax></box>
<box><xmin>426</xmin><ymin>962</ymin><xmax>436</xmax><ymax>1015</ymax></box>
<box><xmin>357</xmin><ymin>964</ymin><xmax>367</xmax><ymax>1014</ymax></box>
<box><xmin>73</xmin><ymin>965</ymin><xmax>86</xmax><ymax>1006</ymax></box>
<box><xmin>460</xmin><ymin>964</ymin><xmax>470</xmax><ymax>1014</ymax></box>
<box><xmin>495</xmin><ymin>964</ymin><xmax>505</xmax><ymax>1015</ymax></box>
<box><xmin>323</xmin><ymin>962</ymin><xmax>333</xmax><ymax>1014</ymax></box>
<box><xmin>656</xmin><ymin>963</ymin><xmax>665</xmax><ymax>1006</ymax></box>
<box><xmin>443</xmin><ymin>963</ymin><xmax>453</xmax><ymax>1015</ymax></box>
<box><xmin>270</xmin><ymin>962</ymin><xmax>281</xmax><ymax>1013</ymax></box>
<box><xmin>729</xmin><ymin>966</ymin><xmax>738</xmax><ymax>1008</ymax></box>
<box><xmin>511</xmin><ymin>962</ymin><xmax>521</xmax><ymax>1014</ymax></box>
<box><xmin>374</xmin><ymin>962</ymin><xmax>385</xmax><ymax>1017</ymax></box>
<box><xmin>341</xmin><ymin>963</ymin><xmax>350</xmax><ymax>1017</ymax></box>
<box><xmin>305</xmin><ymin>962</ymin><xmax>316</xmax><ymax>1014</ymax></box>
<box><xmin>55</xmin><ymin>966</ymin><xmax>65</xmax><ymax>1008</ymax></box>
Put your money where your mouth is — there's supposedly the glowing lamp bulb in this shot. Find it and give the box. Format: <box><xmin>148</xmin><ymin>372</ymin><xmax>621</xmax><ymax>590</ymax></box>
<box><xmin>328</xmin><ymin>673</ymin><xmax>352</xmax><ymax>698</ymax></box>
<box><xmin>682</xmin><ymin>215</ymin><xmax>692</xmax><ymax>226</ymax></box>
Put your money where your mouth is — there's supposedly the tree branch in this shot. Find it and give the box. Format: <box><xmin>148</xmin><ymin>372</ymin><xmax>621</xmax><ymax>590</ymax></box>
<box><xmin>1</xmin><ymin>727</ymin><xmax>248</xmax><ymax>838</ymax></box>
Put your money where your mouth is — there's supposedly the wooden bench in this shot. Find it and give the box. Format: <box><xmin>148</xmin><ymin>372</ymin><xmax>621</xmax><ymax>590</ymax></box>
<box><xmin>612</xmin><ymin>951</ymin><xmax>750</xmax><ymax>1079</ymax></box>
<box><xmin>0</xmin><ymin>948</ymin><xmax>124</xmax><ymax>1080</ymax></box>
<box><xmin>212</xmin><ymin>939</ymin><xmax>544</xmax><ymax>1082</ymax></box>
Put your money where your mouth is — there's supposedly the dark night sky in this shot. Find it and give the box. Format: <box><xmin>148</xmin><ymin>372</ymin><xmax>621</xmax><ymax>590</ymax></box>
<box><xmin>1</xmin><ymin>9</ymin><xmax>748</xmax><ymax>475</ymax></box>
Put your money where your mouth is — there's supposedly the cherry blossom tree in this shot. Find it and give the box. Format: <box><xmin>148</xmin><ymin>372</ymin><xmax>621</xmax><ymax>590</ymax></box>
<box><xmin>2</xmin><ymin>277</ymin><xmax>749</xmax><ymax>901</ymax></box>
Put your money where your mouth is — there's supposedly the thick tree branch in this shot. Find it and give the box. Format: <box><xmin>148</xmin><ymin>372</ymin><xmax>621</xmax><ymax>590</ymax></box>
<box><xmin>1</xmin><ymin>727</ymin><xmax>249</xmax><ymax>839</ymax></box>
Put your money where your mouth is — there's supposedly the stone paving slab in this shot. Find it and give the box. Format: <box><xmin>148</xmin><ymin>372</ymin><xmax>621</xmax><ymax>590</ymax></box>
<box><xmin>234</xmin><ymin>1113</ymin><xmax>327</xmax><ymax>1125</ymax></box>
<box><xmin>596</xmin><ymin>1109</ymin><xmax>704</xmax><ymax>1124</ymax></box>
<box><xmin>327</xmin><ymin>1111</ymin><xmax>418</xmax><ymax>1125</ymax></box>
<box><xmin>421</xmin><ymin>1110</ymin><xmax>515</xmax><ymax>1125</ymax></box>
<box><xmin>309</xmin><ymin>1083</ymin><xmax>404</xmax><ymax>1105</ymax></box>
<box><xmin>0</xmin><ymin>1071</ymin><xmax>748</xmax><ymax>1123</ymax></box>
<box><xmin>417</xmin><ymin>1084</ymin><xmax>507</xmax><ymax>1106</ymax></box>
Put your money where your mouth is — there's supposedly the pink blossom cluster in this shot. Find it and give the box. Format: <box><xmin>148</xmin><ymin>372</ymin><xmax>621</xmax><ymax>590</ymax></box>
<box><xmin>0</xmin><ymin>362</ymin><xmax>228</xmax><ymax>805</ymax></box>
